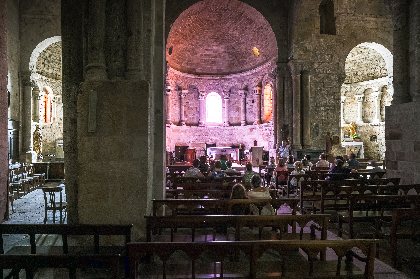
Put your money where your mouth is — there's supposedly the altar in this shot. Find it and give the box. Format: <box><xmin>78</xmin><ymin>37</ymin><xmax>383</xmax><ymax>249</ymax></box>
<box><xmin>341</xmin><ymin>141</ymin><xmax>364</xmax><ymax>159</ymax></box>
<box><xmin>207</xmin><ymin>147</ymin><xmax>239</xmax><ymax>161</ymax></box>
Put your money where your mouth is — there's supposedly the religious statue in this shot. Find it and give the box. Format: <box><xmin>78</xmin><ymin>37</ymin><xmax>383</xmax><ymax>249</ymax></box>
<box><xmin>348</xmin><ymin>122</ymin><xmax>360</xmax><ymax>140</ymax></box>
<box><xmin>33</xmin><ymin>125</ymin><xmax>42</xmax><ymax>158</ymax></box>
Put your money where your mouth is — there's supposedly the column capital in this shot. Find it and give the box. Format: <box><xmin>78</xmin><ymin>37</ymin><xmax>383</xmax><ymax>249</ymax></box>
<box><xmin>179</xmin><ymin>90</ymin><xmax>188</xmax><ymax>98</ymax></box>
<box><xmin>223</xmin><ymin>91</ymin><xmax>230</xmax><ymax>100</ymax></box>
<box><xmin>198</xmin><ymin>90</ymin><xmax>206</xmax><ymax>100</ymax></box>
<box><xmin>253</xmin><ymin>86</ymin><xmax>262</xmax><ymax>95</ymax></box>
<box><xmin>238</xmin><ymin>89</ymin><xmax>247</xmax><ymax>98</ymax></box>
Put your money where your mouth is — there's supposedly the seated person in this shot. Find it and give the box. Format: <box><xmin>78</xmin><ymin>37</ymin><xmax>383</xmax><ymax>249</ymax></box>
<box><xmin>315</xmin><ymin>153</ymin><xmax>330</xmax><ymax>168</ymax></box>
<box><xmin>183</xmin><ymin>159</ymin><xmax>204</xmax><ymax>177</ymax></box>
<box><xmin>247</xmin><ymin>175</ymin><xmax>274</xmax><ymax>215</ymax></box>
<box><xmin>242</xmin><ymin>162</ymin><xmax>257</xmax><ymax>190</ymax></box>
<box><xmin>198</xmin><ymin>155</ymin><xmax>210</xmax><ymax>174</ymax></box>
<box><xmin>347</xmin><ymin>153</ymin><xmax>360</xmax><ymax>169</ymax></box>
<box><xmin>264</xmin><ymin>157</ymin><xmax>276</xmax><ymax>186</ymax></box>
<box><xmin>220</xmin><ymin>155</ymin><xmax>228</xmax><ymax>170</ymax></box>
<box><xmin>209</xmin><ymin>160</ymin><xmax>226</xmax><ymax>179</ymax></box>
<box><xmin>326</xmin><ymin>158</ymin><xmax>355</xmax><ymax>180</ymax></box>
<box><xmin>275</xmin><ymin>158</ymin><xmax>289</xmax><ymax>186</ymax></box>
<box><xmin>224</xmin><ymin>160</ymin><xmax>241</xmax><ymax>176</ymax></box>
<box><xmin>230</xmin><ymin>183</ymin><xmax>250</xmax><ymax>215</ymax></box>
<box><xmin>302</xmin><ymin>154</ymin><xmax>313</xmax><ymax>170</ymax></box>
<box><xmin>286</xmin><ymin>155</ymin><xmax>295</xmax><ymax>168</ymax></box>
<box><xmin>290</xmin><ymin>161</ymin><xmax>305</xmax><ymax>191</ymax></box>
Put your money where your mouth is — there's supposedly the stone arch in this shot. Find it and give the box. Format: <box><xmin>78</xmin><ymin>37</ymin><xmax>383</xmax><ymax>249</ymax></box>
<box><xmin>29</xmin><ymin>36</ymin><xmax>61</xmax><ymax>75</ymax></box>
<box><xmin>341</xmin><ymin>42</ymin><xmax>393</xmax><ymax>160</ymax></box>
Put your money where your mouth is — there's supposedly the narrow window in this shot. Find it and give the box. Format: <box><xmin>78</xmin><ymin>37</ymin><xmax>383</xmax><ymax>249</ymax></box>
<box><xmin>263</xmin><ymin>84</ymin><xmax>273</xmax><ymax>122</ymax></box>
<box><xmin>206</xmin><ymin>92</ymin><xmax>222</xmax><ymax>124</ymax></box>
<box><xmin>319</xmin><ymin>0</ymin><xmax>336</xmax><ymax>35</ymax></box>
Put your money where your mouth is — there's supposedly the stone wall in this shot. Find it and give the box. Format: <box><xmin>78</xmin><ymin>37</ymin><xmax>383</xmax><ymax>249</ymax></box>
<box><xmin>6</xmin><ymin>0</ymin><xmax>20</xmax><ymax>121</ymax></box>
<box><xmin>386</xmin><ymin>102</ymin><xmax>420</xmax><ymax>184</ymax></box>
<box><xmin>290</xmin><ymin>0</ymin><xmax>393</xmax><ymax>150</ymax></box>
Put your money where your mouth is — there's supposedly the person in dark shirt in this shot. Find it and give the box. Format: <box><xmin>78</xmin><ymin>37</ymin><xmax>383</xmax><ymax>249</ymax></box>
<box><xmin>230</xmin><ymin>183</ymin><xmax>249</xmax><ymax>215</ymax></box>
<box><xmin>347</xmin><ymin>153</ymin><xmax>360</xmax><ymax>169</ymax></box>
<box><xmin>327</xmin><ymin>159</ymin><xmax>352</xmax><ymax>180</ymax></box>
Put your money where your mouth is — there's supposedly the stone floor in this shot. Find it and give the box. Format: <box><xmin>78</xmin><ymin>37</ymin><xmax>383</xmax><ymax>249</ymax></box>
<box><xmin>2</xmin><ymin>184</ymin><xmax>419</xmax><ymax>278</ymax></box>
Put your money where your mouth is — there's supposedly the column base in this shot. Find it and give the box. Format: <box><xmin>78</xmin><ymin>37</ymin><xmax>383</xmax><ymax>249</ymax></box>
<box><xmin>85</xmin><ymin>63</ymin><xmax>108</xmax><ymax>80</ymax></box>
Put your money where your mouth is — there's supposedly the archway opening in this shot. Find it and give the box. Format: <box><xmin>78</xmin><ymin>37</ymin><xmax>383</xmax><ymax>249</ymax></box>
<box><xmin>165</xmin><ymin>0</ymin><xmax>278</xmax><ymax>165</ymax></box>
<box><xmin>341</xmin><ymin>42</ymin><xmax>393</xmax><ymax>160</ymax></box>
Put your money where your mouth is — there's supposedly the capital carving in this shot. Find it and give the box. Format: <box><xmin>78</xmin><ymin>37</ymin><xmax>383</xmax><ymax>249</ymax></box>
<box><xmin>238</xmin><ymin>90</ymin><xmax>247</xmax><ymax>98</ymax></box>
<box><xmin>253</xmin><ymin>86</ymin><xmax>262</xmax><ymax>95</ymax></box>
<box><xmin>198</xmin><ymin>91</ymin><xmax>206</xmax><ymax>100</ymax></box>
<box><xmin>179</xmin><ymin>90</ymin><xmax>188</xmax><ymax>98</ymax></box>
<box><xmin>355</xmin><ymin>94</ymin><xmax>364</xmax><ymax>102</ymax></box>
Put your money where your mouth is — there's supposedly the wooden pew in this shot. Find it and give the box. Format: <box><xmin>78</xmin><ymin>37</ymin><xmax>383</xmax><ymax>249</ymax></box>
<box><xmin>0</xmin><ymin>224</ymin><xmax>132</xmax><ymax>255</ymax></box>
<box><xmin>145</xmin><ymin>214</ymin><xmax>330</xmax><ymax>242</ymax></box>
<box><xmin>388</xmin><ymin>208</ymin><xmax>420</xmax><ymax>267</ymax></box>
<box><xmin>128</xmin><ymin>239</ymin><xmax>377</xmax><ymax>279</ymax></box>
<box><xmin>165</xmin><ymin>188</ymin><xmax>232</xmax><ymax>199</ymax></box>
<box><xmin>0</xmin><ymin>254</ymin><xmax>120</xmax><ymax>279</ymax></box>
<box><xmin>152</xmin><ymin>198</ymin><xmax>300</xmax><ymax>216</ymax></box>
<box><xmin>338</xmin><ymin>194</ymin><xmax>420</xmax><ymax>239</ymax></box>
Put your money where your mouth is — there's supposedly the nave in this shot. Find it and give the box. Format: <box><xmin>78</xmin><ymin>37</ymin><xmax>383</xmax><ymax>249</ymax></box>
<box><xmin>2</xmin><ymin>176</ymin><xmax>419</xmax><ymax>278</ymax></box>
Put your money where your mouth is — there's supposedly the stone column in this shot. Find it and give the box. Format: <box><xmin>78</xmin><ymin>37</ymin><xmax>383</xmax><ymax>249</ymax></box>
<box><xmin>391</xmin><ymin>0</ymin><xmax>411</xmax><ymax>104</ymax></box>
<box><xmin>85</xmin><ymin>0</ymin><xmax>107</xmax><ymax>80</ymax></box>
<box><xmin>340</xmin><ymin>96</ymin><xmax>346</xmax><ymax>126</ymax></box>
<box><xmin>289</xmin><ymin>61</ymin><xmax>302</xmax><ymax>149</ymax></box>
<box><xmin>239</xmin><ymin>90</ymin><xmax>247</xmax><ymax>126</ymax></box>
<box><xmin>253</xmin><ymin>86</ymin><xmax>262</xmax><ymax>125</ymax></box>
<box><xmin>165</xmin><ymin>85</ymin><xmax>172</xmax><ymax>125</ymax></box>
<box><xmin>355</xmin><ymin>94</ymin><xmax>364</xmax><ymax>124</ymax></box>
<box><xmin>410</xmin><ymin>0</ymin><xmax>420</xmax><ymax>102</ymax></box>
<box><xmin>198</xmin><ymin>91</ymin><xmax>205</xmax><ymax>127</ymax></box>
<box><xmin>275</xmin><ymin>63</ymin><xmax>287</xmax><ymax>145</ymax></box>
<box><xmin>179</xmin><ymin>90</ymin><xmax>187</xmax><ymax>126</ymax></box>
<box><xmin>301</xmin><ymin>70</ymin><xmax>311</xmax><ymax>148</ymax></box>
<box><xmin>223</xmin><ymin>91</ymin><xmax>230</xmax><ymax>127</ymax></box>
<box><xmin>126</xmin><ymin>0</ymin><xmax>143</xmax><ymax>80</ymax></box>
<box><xmin>372</xmin><ymin>89</ymin><xmax>382</xmax><ymax>123</ymax></box>
<box><xmin>32</xmin><ymin>85</ymin><xmax>40</xmax><ymax>123</ymax></box>
<box><xmin>22</xmin><ymin>84</ymin><xmax>33</xmax><ymax>153</ymax></box>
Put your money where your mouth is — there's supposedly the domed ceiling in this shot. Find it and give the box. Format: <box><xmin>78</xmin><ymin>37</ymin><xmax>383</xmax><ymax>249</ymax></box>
<box><xmin>166</xmin><ymin>0</ymin><xmax>278</xmax><ymax>75</ymax></box>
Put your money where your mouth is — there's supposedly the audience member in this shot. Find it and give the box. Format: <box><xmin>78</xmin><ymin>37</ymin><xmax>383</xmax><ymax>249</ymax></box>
<box><xmin>230</xmin><ymin>183</ymin><xmax>249</xmax><ymax>215</ymax></box>
<box><xmin>247</xmin><ymin>175</ymin><xmax>274</xmax><ymax>214</ymax></box>
<box><xmin>209</xmin><ymin>160</ymin><xmax>226</xmax><ymax>179</ymax></box>
<box><xmin>326</xmin><ymin>159</ymin><xmax>356</xmax><ymax>180</ymax></box>
<box><xmin>220</xmin><ymin>155</ymin><xmax>228</xmax><ymax>170</ymax></box>
<box><xmin>289</xmin><ymin>161</ymin><xmax>305</xmax><ymax>191</ymax></box>
<box><xmin>303</xmin><ymin>154</ymin><xmax>313</xmax><ymax>170</ymax></box>
<box><xmin>286</xmin><ymin>155</ymin><xmax>295</xmax><ymax>168</ymax></box>
<box><xmin>347</xmin><ymin>153</ymin><xmax>360</xmax><ymax>169</ymax></box>
<box><xmin>242</xmin><ymin>162</ymin><xmax>257</xmax><ymax>190</ymax></box>
<box><xmin>315</xmin><ymin>153</ymin><xmax>329</xmax><ymax>168</ymax></box>
<box><xmin>198</xmin><ymin>156</ymin><xmax>210</xmax><ymax>174</ymax></box>
<box><xmin>265</xmin><ymin>157</ymin><xmax>276</xmax><ymax>186</ymax></box>
<box><xmin>183</xmin><ymin>159</ymin><xmax>204</xmax><ymax>177</ymax></box>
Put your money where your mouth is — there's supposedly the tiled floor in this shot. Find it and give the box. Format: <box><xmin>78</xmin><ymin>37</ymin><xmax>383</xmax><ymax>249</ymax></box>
<box><xmin>3</xmin><ymin>184</ymin><xmax>418</xmax><ymax>278</ymax></box>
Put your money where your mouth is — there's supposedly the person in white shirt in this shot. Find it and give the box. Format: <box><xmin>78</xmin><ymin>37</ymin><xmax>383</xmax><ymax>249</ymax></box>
<box><xmin>315</xmin><ymin>153</ymin><xmax>330</xmax><ymax>168</ymax></box>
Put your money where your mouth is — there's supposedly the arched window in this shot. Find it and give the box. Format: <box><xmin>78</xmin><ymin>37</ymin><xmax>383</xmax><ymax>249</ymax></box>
<box><xmin>263</xmin><ymin>84</ymin><xmax>273</xmax><ymax>122</ymax></box>
<box><xmin>319</xmin><ymin>0</ymin><xmax>336</xmax><ymax>35</ymax></box>
<box><xmin>42</xmin><ymin>88</ymin><xmax>53</xmax><ymax>124</ymax></box>
<box><xmin>206</xmin><ymin>92</ymin><xmax>222</xmax><ymax>124</ymax></box>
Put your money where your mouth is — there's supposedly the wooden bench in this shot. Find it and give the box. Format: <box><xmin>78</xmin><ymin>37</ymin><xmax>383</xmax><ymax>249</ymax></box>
<box><xmin>0</xmin><ymin>224</ymin><xmax>132</xmax><ymax>255</ymax></box>
<box><xmin>128</xmin><ymin>239</ymin><xmax>377</xmax><ymax>279</ymax></box>
<box><xmin>385</xmin><ymin>208</ymin><xmax>420</xmax><ymax>267</ymax></box>
<box><xmin>338</xmin><ymin>194</ymin><xmax>420</xmax><ymax>239</ymax></box>
<box><xmin>0</xmin><ymin>254</ymin><xmax>120</xmax><ymax>279</ymax></box>
<box><xmin>152</xmin><ymin>198</ymin><xmax>300</xmax><ymax>216</ymax></box>
<box><xmin>165</xmin><ymin>189</ymin><xmax>232</xmax><ymax>199</ymax></box>
<box><xmin>145</xmin><ymin>214</ymin><xmax>329</xmax><ymax>242</ymax></box>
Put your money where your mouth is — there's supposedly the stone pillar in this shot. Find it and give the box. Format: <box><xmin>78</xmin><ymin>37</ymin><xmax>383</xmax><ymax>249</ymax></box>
<box><xmin>223</xmin><ymin>91</ymin><xmax>230</xmax><ymax>127</ymax></box>
<box><xmin>165</xmin><ymin>85</ymin><xmax>172</xmax><ymax>125</ymax></box>
<box><xmin>198</xmin><ymin>91</ymin><xmax>205</xmax><ymax>127</ymax></box>
<box><xmin>391</xmin><ymin>0</ymin><xmax>411</xmax><ymax>104</ymax></box>
<box><xmin>355</xmin><ymin>94</ymin><xmax>364</xmax><ymax>124</ymax></box>
<box><xmin>32</xmin><ymin>85</ymin><xmax>40</xmax><ymax>123</ymax></box>
<box><xmin>340</xmin><ymin>96</ymin><xmax>346</xmax><ymax>126</ymax></box>
<box><xmin>85</xmin><ymin>0</ymin><xmax>107</xmax><ymax>80</ymax></box>
<box><xmin>239</xmin><ymin>89</ymin><xmax>247</xmax><ymax>126</ymax></box>
<box><xmin>301</xmin><ymin>70</ymin><xmax>311</xmax><ymax>148</ymax></box>
<box><xmin>253</xmin><ymin>86</ymin><xmax>262</xmax><ymax>125</ymax></box>
<box><xmin>179</xmin><ymin>90</ymin><xmax>187</xmax><ymax>126</ymax></box>
<box><xmin>289</xmin><ymin>62</ymin><xmax>302</xmax><ymax>149</ymax></box>
<box><xmin>126</xmin><ymin>0</ymin><xmax>143</xmax><ymax>80</ymax></box>
<box><xmin>22</xmin><ymin>84</ymin><xmax>33</xmax><ymax>153</ymax></box>
<box><xmin>275</xmin><ymin>63</ymin><xmax>287</xmax><ymax>145</ymax></box>
<box><xmin>410</xmin><ymin>0</ymin><xmax>420</xmax><ymax>102</ymax></box>
<box><xmin>372</xmin><ymin>89</ymin><xmax>382</xmax><ymax>123</ymax></box>
<box><xmin>0</xmin><ymin>0</ymin><xmax>8</xmax><ymax>220</ymax></box>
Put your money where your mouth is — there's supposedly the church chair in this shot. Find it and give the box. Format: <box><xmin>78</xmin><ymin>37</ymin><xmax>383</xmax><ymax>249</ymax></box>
<box><xmin>42</xmin><ymin>185</ymin><xmax>67</xmax><ymax>224</ymax></box>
